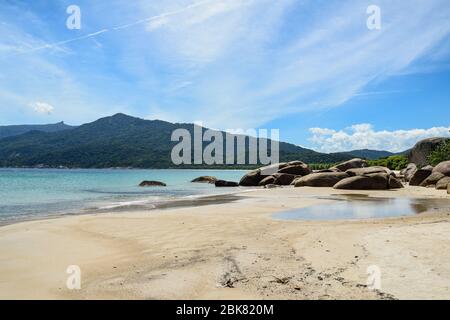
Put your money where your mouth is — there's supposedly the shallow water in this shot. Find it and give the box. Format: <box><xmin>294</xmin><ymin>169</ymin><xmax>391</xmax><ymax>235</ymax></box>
<box><xmin>273</xmin><ymin>194</ymin><xmax>450</xmax><ymax>221</ymax></box>
<box><xmin>0</xmin><ymin>168</ymin><xmax>247</xmax><ymax>223</ymax></box>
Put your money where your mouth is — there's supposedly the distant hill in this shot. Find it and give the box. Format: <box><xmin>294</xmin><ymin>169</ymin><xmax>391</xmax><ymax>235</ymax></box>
<box><xmin>0</xmin><ymin>122</ymin><xmax>75</xmax><ymax>139</ymax></box>
<box><xmin>0</xmin><ymin>113</ymin><xmax>353</xmax><ymax>168</ymax></box>
<box><xmin>338</xmin><ymin>149</ymin><xmax>395</xmax><ymax>160</ymax></box>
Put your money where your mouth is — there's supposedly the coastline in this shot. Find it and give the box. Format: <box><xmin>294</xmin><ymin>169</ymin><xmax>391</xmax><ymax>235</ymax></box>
<box><xmin>0</xmin><ymin>186</ymin><xmax>449</xmax><ymax>299</ymax></box>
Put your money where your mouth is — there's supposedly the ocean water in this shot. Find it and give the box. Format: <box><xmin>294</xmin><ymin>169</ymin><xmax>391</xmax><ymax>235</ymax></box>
<box><xmin>0</xmin><ymin>168</ymin><xmax>248</xmax><ymax>223</ymax></box>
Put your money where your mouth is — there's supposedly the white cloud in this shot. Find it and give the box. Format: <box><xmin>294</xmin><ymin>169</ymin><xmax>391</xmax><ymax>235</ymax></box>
<box><xmin>28</xmin><ymin>102</ymin><xmax>54</xmax><ymax>114</ymax></box>
<box><xmin>309</xmin><ymin>124</ymin><xmax>450</xmax><ymax>153</ymax></box>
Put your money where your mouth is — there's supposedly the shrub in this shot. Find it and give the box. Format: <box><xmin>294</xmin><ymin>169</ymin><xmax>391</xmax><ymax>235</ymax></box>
<box><xmin>367</xmin><ymin>155</ymin><xmax>408</xmax><ymax>170</ymax></box>
<box><xmin>428</xmin><ymin>139</ymin><xmax>450</xmax><ymax>166</ymax></box>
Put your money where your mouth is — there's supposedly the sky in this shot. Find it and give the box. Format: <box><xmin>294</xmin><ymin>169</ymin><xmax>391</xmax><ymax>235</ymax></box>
<box><xmin>0</xmin><ymin>0</ymin><xmax>449</xmax><ymax>152</ymax></box>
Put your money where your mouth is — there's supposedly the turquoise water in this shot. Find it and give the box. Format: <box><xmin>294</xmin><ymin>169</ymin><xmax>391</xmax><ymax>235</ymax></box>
<box><xmin>0</xmin><ymin>168</ymin><xmax>247</xmax><ymax>223</ymax></box>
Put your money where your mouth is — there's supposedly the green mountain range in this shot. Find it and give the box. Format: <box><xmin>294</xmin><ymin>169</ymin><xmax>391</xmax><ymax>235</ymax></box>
<box><xmin>0</xmin><ymin>114</ymin><xmax>397</xmax><ymax>168</ymax></box>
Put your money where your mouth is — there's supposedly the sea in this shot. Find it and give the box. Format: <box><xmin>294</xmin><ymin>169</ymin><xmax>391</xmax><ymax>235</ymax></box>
<box><xmin>0</xmin><ymin>168</ymin><xmax>248</xmax><ymax>224</ymax></box>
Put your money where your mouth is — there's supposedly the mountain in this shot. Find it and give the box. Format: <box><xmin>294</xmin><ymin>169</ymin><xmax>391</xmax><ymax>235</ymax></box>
<box><xmin>0</xmin><ymin>122</ymin><xmax>75</xmax><ymax>139</ymax></box>
<box><xmin>338</xmin><ymin>149</ymin><xmax>395</xmax><ymax>160</ymax></box>
<box><xmin>0</xmin><ymin>114</ymin><xmax>353</xmax><ymax>168</ymax></box>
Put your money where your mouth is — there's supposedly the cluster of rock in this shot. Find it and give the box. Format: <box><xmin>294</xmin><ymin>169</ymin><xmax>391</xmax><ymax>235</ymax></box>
<box><xmin>238</xmin><ymin>158</ymin><xmax>404</xmax><ymax>190</ymax></box>
<box><xmin>400</xmin><ymin>160</ymin><xmax>450</xmax><ymax>192</ymax></box>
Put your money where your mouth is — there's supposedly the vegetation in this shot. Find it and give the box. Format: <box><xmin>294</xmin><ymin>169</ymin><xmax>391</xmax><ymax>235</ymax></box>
<box><xmin>367</xmin><ymin>155</ymin><xmax>409</xmax><ymax>170</ymax></box>
<box><xmin>428</xmin><ymin>139</ymin><xmax>450</xmax><ymax>166</ymax></box>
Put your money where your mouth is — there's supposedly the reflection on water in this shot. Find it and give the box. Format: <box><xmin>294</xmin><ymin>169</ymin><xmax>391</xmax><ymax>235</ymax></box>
<box><xmin>273</xmin><ymin>195</ymin><xmax>450</xmax><ymax>221</ymax></box>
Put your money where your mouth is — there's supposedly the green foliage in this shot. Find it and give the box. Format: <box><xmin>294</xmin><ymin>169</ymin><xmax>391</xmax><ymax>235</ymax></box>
<box><xmin>367</xmin><ymin>155</ymin><xmax>409</xmax><ymax>170</ymax></box>
<box><xmin>428</xmin><ymin>139</ymin><xmax>450</xmax><ymax>166</ymax></box>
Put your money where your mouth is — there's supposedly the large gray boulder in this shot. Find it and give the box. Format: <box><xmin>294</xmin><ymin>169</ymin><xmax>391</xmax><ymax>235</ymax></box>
<box><xmin>346</xmin><ymin>166</ymin><xmax>392</xmax><ymax>177</ymax></box>
<box><xmin>409</xmin><ymin>167</ymin><xmax>433</xmax><ymax>186</ymax></box>
<box><xmin>333</xmin><ymin>173</ymin><xmax>389</xmax><ymax>190</ymax></box>
<box><xmin>389</xmin><ymin>176</ymin><xmax>404</xmax><ymax>189</ymax></box>
<box><xmin>408</xmin><ymin>137</ymin><xmax>449</xmax><ymax>166</ymax></box>
<box><xmin>401</xmin><ymin>163</ymin><xmax>417</xmax><ymax>182</ymax></box>
<box><xmin>278</xmin><ymin>161</ymin><xmax>312</xmax><ymax>176</ymax></box>
<box><xmin>331</xmin><ymin>158</ymin><xmax>368</xmax><ymax>172</ymax></box>
<box><xmin>436</xmin><ymin>177</ymin><xmax>450</xmax><ymax>190</ymax></box>
<box><xmin>420</xmin><ymin>172</ymin><xmax>445</xmax><ymax>187</ymax></box>
<box><xmin>294</xmin><ymin>172</ymin><xmax>349</xmax><ymax>187</ymax></box>
<box><xmin>433</xmin><ymin>161</ymin><xmax>450</xmax><ymax>176</ymax></box>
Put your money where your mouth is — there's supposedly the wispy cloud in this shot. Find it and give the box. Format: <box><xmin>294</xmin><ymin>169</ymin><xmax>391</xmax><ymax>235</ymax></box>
<box><xmin>309</xmin><ymin>123</ymin><xmax>450</xmax><ymax>153</ymax></box>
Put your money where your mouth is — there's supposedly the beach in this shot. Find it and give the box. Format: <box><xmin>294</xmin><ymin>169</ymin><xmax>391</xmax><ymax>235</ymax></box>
<box><xmin>0</xmin><ymin>186</ymin><xmax>449</xmax><ymax>300</ymax></box>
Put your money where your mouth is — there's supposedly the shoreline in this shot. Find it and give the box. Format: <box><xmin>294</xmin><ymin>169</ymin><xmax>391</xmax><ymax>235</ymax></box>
<box><xmin>0</xmin><ymin>186</ymin><xmax>449</xmax><ymax>299</ymax></box>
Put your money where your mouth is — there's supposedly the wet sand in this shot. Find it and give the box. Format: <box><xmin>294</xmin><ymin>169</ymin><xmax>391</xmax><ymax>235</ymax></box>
<box><xmin>0</xmin><ymin>186</ymin><xmax>449</xmax><ymax>300</ymax></box>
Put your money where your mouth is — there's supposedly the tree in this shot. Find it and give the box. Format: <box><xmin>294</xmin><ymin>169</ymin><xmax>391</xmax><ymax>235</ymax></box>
<box><xmin>428</xmin><ymin>140</ymin><xmax>450</xmax><ymax>166</ymax></box>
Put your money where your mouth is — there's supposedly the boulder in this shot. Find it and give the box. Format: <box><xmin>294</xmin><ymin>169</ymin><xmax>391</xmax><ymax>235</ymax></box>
<box><xmin>258</xmin><ymin>176</ymin><xmax>276</xmax><ymax>186</ymax></box>
<box><xmin>436</xmin><ymin>177</ymin><xmax>450</xmax><ymax>190</ymax></box>
<box><xmin>333</xmin><ymin>173</ymin><xmax>389</xmax><ymax>190</ymax></box>
<box><xmin>389</xmin><ymin>176</ymin><xmax>404</xmax><ymax>189</ymax></box>
<box><xmin>401</xmin><ymin>163</ymin><xmax>417</xmax><ymax>182</ymax></box>
<box><xmin>331</xmin><ymin>158</ymin><xmax>368</xmax><ymax>172</ymax></box>
<box><xmin>448</xmin><ymin>184</ymin><xmax>450</xmax><ymax>195</ymax></box>
<box><xmin>409</xmin><ymin>167</ymin><xmax>433</xmax><ymax>186</ymax></box>
<box><xmin>433</xmin><ymin>161</ymin><xmax>450</xmax><ymax>176</ymax></box>
<box><xmin>420</xmin><ymin>172</ymin><xmax>445</xmax><ymax>187</ymax></box>
<box><xmin>239</xmin><ymin>162</ymin><xmax>288</xmax><ymax>186</ymax></box>
<box><xmin>408</xmin><ymin>137</ymin><xmax>449</xmax><ymax>166</ymax></box>
<box><xmin>346</xmin><ymin>166</ymin><xmax>392</xmax><ymax>177</ymax></box>
<box><xmin>294</xmin><ymin>172</ymin><xmax>349</xmax><ymax>187</ymax></box>
<box><xmin>273</xmin><ymin>173</ymin><xmax>297</xmax><ymax>186</ymax></box>
<box><xmin>215</xmin><ymin>180</ymin><xmax>239</xmax><ymax>187</ymax></box>
<box><xmin>139</xmin><ymin>180</ymin><xmax>166</xmax><ymax>187</ymax></box>
<box><xmin>191</xmin><ymin>176</ymin><xmax>217</xmax><ymax>183</ymax></box>
<box><xmin>278</xmin><ymin>161</ymin><xmax>312</xmax><ymax>176</ymax></box>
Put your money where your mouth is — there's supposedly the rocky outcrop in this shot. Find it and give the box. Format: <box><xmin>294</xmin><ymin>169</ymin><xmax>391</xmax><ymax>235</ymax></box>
<box><xmin>239</xmin><ymin>161</ymin><xmax>310</xmax><ymax>186</ymax></box>
<box><xmin>408</xmin><ymin>137</ymin><xmax>449</xmax><ymax>166</ymax></box>
<box><xmin>139</xmin><ymin>180</ymin><xmax>166</xmax><ymax>187</ymax></box>
<box><xmin>420</xmin><ymin>172</ymin><xmax>445</xmax><ymax>187</ymax></box>
<box><xmin>346</xmin><ymin>166</ymin><xmax>392</xmax><ymax>177</ymax></box>
<box><xmin>331</xmin><ymin>158</ymin><xmax>368</xmax><ymax>172</ymax></box>
<box><xmin>277</xmin><ymin>161</ymin><xmax>312</xmax><ymax>176</ymax></box>
<box><xmin>191</xmin><ymin>176</ymin><xmax>217</xmax><ymax>183</ymax></box>
<box><xmin>409</xmin><ymin>167</ymin><xmax>433</xmax><ymax>186</ymax></box>
<box><xmin>294</xmin><ymin>172</ymin><xmax>349</xmax><ymax>187</ymax></box>
<box><xmin>333</xmin><ymin>173</ymin><xmax>390</xmax><ymax>190</ymax></box>
<box><xmin>433</xmin><ymin>161</ymin><xmax>450</xmax><ymax>177</ymax></box>
<box><xmin>401</xmin><ymin>163</ymin><xmax>417</xmax><ymax>182</ymax></box>
<box><xmin>215</xmin><ymin>180</ymin><xmax>239</xmax><ymax>187</ymax></box>
<box><xmin>436</xmin><ymin>177</ymin><xmax>450</xmax><ymax>190</ymax></box>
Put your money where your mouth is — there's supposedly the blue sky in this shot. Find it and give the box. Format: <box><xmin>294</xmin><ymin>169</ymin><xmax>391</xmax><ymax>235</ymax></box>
<box><xmin>0</xmin><ymin>0</ymin><xmax>449</xmax><ymax>152</ymax></box>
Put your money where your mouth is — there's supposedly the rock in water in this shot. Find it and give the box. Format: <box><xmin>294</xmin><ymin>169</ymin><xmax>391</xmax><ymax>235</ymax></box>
<box><xmin>294</xmin><ymin>172</ymin><xmax>349</xmax><ymax>187</ymax></box>
<box><xmin>139</xmin><ymin>180</ymin><xmax>166</xmax><ymax>187</ymax></box>
<box><xmin>408</xmin><ymin>137</ymin><xmax>449</xmax><ymax>167</ymax></box>
<box><xmin>333</xmin><ymin>173</ymin><xmax>389</xmax><ymax>190</ymax></box>
<box><xmin>215</xmin><ymin>180</ymin><xmax>239</xmax><ymax>187</ymax></box>
<box><xmin>433</xmin><ymin>161</ymin><xmax>450</xmax><ymax>177</ymax></box>
<box><xmin>191</xmin><ymin>176</ymin><xmax>217</xmax><ymax>183</ymax></box>
<box><xmin>331</xmin><ymin>158</ymin><xmax>368</xmax><ymax>172</ymax></box>
<box><xmin>409</xmin><ymin>167</ymin><xmax>433</xmax><ymax>186</ymax></box>
<box><xmin>436</xmin><ymin>177</ymin><xmax>450</xmax><ymax>190</ymax></box>
<box><xmin>420</xmin><ymin>172</ymin><xmax>445</xmax><ymax>187</ymax></box>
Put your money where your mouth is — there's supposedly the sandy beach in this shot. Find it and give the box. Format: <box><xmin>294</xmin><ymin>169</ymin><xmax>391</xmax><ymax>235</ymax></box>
<box><xmin>0</xmin><ymin>186</ymin><xmax>449</xmax><ymax>300</ymax></box>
